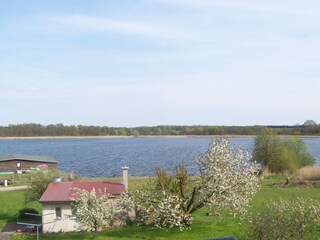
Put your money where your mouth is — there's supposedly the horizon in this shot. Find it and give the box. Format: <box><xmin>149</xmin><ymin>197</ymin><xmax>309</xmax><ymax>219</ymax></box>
<box><xmin>1</xmin><ymin>1</ymin><xmax>319</xmax><ymax>127</ymax></box>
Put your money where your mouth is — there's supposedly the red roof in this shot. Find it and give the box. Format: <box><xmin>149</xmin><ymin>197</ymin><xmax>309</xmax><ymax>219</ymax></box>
<box><xmin>39</xmin><ymin>181</ymin><xmax>125</xmax><ymax>203</ymax></box>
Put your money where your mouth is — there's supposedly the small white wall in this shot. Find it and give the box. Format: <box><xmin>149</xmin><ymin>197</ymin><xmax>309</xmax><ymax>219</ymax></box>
<box><xmin>42</xmin><ymin>202</ymin><xmax>80</xmax><ymax>233</ymax></box>
<box><xmin>42</xmin><ymin>198</ymin><xmax>127</xmax><ymax>233</ymax></box>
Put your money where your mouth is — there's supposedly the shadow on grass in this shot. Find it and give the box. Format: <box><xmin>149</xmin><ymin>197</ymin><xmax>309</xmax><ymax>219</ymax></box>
<box><xmin>14</xmin><ymin>225</ymin><xmax>191</xmax><ymax>240</ymax></box>
<box><xmin>0</xmin><ymin>213</ymin><xmax>16</xmax><ymax>222</ymax></box>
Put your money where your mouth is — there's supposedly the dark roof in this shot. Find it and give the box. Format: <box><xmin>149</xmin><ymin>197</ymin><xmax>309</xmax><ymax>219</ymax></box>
<box><xmin>39</xmin><ymin>181</ymin><xmax>125</xmax><ymax>203</ymax></box>
<box><xmin>0</xmin><ymin>154</ymin><xmax>57</xmax><ymax>163</ymax></box>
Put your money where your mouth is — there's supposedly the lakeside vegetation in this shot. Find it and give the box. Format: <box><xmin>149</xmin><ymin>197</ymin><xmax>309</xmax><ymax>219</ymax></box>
<box><xmin>1</xmin><ymin>121</ymin><xmax>320</xmax><ymax>137</ymax></box>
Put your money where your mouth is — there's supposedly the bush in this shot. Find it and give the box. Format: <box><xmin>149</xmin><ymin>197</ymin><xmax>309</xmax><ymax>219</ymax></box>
<box><xmin>18</xmin><ymin>208</ymin><xmax>39</xmax><ymax>220</ymax></box>
<box><xmin>253</xmin><ymin>129</ymin><xmax>315</xmax><ymax>174</ymax></box>
<box><xmin>25</xmin><ymin>169</ymin><xmax>59</xmax><ymax>202</ymax></box>
<box><xmin>245</xmin><ymin>198</ymin><xmax>320</xmax><ymax>240</ymax></box>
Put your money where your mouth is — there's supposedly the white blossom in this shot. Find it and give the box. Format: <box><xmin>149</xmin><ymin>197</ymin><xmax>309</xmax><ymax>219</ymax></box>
<box><xmin>198</xmin><ymin>139</ymin><xmax>260</xmax><ymax>215</ymax></box>
<box><xmin>71</xmin><ymin>188</ymin><xmax>130</xmax><ymax>232</ymax></box>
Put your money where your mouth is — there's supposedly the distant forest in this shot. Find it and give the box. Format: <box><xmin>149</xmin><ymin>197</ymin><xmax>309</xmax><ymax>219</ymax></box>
<box><xmin>0</xmin><ymin>122</ymin><xmax>320</xmax><ymax>137</ymax></box>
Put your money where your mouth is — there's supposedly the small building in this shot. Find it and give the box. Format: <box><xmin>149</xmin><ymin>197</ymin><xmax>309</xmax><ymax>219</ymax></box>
<box><xmin>39</xmin><ymin>167</ymin><xmax>129</xmax><ymax>233</ymax></box>
<box><xmin>39</xmin><ymin>181</ymin><xmax>125</xmax><ymax>232</ymax></box>
<box><xmin>0</xmin><ymin>154</ymin><xmax>58</xmax><ymax>172</ymax></box>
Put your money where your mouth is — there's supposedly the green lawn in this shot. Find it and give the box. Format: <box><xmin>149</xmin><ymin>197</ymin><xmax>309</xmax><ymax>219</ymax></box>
<box><xmin>0</xmin><ymin>190</ymin><xmax>41</xmax><ymax>229</ymax></box>
<box><xmin>1</xmin><ymin>175</ymin><xmax>319</xmax><ymax>240</ymax></box>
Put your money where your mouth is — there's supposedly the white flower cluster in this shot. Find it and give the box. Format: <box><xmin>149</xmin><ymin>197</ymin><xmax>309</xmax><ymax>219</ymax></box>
<box><xmin>198</xmin><ymin>138</ymin><xmax>260</xmax><ymax>215</ymax></box>
<box><xmin>128</xmin><ymin>189</ymin><xmax>192</xmax><ymax>230</ymax></box>
<box><xmin>72</xmin><ymin>188</ymin><xmax>129</xmax><ymax>232</ymax></box>
<box><xmin>154</xmin><ymin>195</ymin><xmax>192</xmax><ymax>230</ymax></box>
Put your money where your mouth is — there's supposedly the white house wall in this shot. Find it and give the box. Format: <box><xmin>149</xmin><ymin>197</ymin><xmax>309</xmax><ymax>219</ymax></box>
<box><xmin>42</xmin><ymin>202</ymin><xmax>80</xmax><ymax>233</ymax></box>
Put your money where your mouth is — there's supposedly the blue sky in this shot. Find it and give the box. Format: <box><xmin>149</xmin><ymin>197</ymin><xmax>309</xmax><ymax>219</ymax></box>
<box><xmin>0</xmin><ymin>0</ymin><xmax>319</xmax><ymax>127</ymax></box>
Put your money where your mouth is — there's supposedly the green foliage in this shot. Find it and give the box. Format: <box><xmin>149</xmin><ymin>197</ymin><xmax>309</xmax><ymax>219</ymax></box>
<box><xmin>253</xmin><ymin>128</ymin><xmax>281</xmax><ymax>169</ymax></box>
<box><xmin>253</xmin><ymin>128</ymin><xmax>315</xmax><ymax>174</ymax></box>
<box><xmin>284</xmin><ymin>137</ymin><xmax>315</xmax><ymax>166</ymax></box>
<box><xmin>18</xmin><ymin>208</ymin><xmax>39</xmax><ymax>220</ymax></box>
<box><xmin>2</xmin><ymin>123</ymin><xmax>320</xmax><ymax>137</ymax></box>
<box><xmin>268</xmin><ymin>144</ymin><xmax>298</xmax><ymax>173</ymax></box>
<box><xmin>245</xmin><ymin>198</ymin><xmax>320</xmax><ymax>240</ymax></box>
<box><xmin>25</xmin><ymin>169</ymin><xmax>59</xmax><ymax>202</ymax></box>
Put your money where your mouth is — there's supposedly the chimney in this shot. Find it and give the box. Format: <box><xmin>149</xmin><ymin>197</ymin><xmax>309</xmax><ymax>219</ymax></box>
<box><xmin>52</xmin><ymin>176</ymin><xmax>61</xmax><ymax>182</ymax></box>
<box><xmin>121</xmin><ymin>166</ymin><xmax>129</xmax><ymax>191</ymax></box>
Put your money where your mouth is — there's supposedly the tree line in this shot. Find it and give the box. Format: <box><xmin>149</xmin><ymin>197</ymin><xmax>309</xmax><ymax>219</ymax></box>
<box><xmin>0</xmin><ymin>122</ymin><xmax>320</xmax><ymax>137</ymax></box>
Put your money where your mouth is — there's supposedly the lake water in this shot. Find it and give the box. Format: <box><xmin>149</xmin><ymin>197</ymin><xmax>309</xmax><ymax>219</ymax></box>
<box><xmin>0</xmin><ymin>137</ymin><xmax>319</xmax><ymax>178</ymax></box>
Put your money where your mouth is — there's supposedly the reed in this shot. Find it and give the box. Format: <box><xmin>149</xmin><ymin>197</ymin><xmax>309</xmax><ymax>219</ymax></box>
<box><xmin>293</xmin><ymin>166</ymin><xmax>320</xmax><ymax>180</ymax></box>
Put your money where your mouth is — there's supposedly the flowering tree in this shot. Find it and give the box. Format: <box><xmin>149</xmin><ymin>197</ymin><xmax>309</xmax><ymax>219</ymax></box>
<box><xmin>72</xmin><ymin>188</ymin><xmax>114</xmax><ymax>232</ymax></box>
<box><xmin>72</xmin><ymin>188</ymin><xmax>127</xmax><ymax>232</ymax></box>
<box><xmin>196</xmin><ymin>138</ymin><xmax>260</xmax><ymax>214</ymax></box>
<box><xmin>129</xmin><ymin>138</ymin><xmax>260</xmax><ymax>229</ymax></box>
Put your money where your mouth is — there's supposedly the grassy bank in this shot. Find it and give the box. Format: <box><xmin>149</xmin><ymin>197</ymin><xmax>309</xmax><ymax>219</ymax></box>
<box><xmin>1</xmin><ymin>176</ymin><xmax>319</xmax><ymax>240</ymax></box>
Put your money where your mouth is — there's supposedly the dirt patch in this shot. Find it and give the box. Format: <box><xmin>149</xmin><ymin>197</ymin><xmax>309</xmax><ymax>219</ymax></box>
<box><xmin>0</xmin><ymin>232</ymin><xmax>13</xmax><ymax>240</ymax></box>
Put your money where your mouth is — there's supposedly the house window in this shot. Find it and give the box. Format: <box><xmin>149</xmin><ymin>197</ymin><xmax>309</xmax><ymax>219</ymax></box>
<box><xmin>55</xmin><ymin>207</ymin><xmax>61</xmax><ymax>219</ymax></box>
<box><xmin>70</xmin><ymin>206</ymin><xmax>77</xmax><ymax>219</ymax></box>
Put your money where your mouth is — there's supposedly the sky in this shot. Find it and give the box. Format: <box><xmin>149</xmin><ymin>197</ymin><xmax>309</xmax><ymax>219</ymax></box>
<box><xmin>0</xmin><ymin>0</ymin><xmax>319</xmax><ymax>127</ymax></box>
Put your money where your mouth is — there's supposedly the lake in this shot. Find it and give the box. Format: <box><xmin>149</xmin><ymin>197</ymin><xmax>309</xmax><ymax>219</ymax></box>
<box><xmin>0</xmin><ymin>137</ymin><xmax>319</xmax><ymax>178</ymax></box>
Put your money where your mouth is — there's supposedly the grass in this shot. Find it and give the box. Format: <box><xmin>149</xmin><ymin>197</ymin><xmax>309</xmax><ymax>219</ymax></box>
<box><xmin>76</xmin><ymin>176</ymin><xmax>153</xmax><ymax>191</ymax></box>
<box><xmin>12</xmin><ymin>210</ymin><xmax>242</xmax><ymax>240</ymax></box>
<box><xmin>0</xmin><ymin>190</ymin><xmax>41</xmax><ymax>229</ymax></box>
<box><xmin>2</xmin><ymin>175</ymin><xmax>320</xmax><ymax>240</ymax></box>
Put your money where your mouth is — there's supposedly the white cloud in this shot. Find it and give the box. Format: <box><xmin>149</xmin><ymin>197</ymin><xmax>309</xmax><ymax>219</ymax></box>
<box><xmin>50</xmin><ymin>14</ymin><xmax>194</xmax><ymax>42</ymax></box>
<box><xmin>28</xmin><ymin>86</ymin><xmax>39</xmax><ymax>92</ymax></box>
<box><xmin>55</xmin><ymin>15</ymin><xmax>156</xmax><ymax>35</ymax></box>
<box><xmin>150</xmin><ymin>0</ymin><xmax>320</xmax><ymax>16</ymax></box>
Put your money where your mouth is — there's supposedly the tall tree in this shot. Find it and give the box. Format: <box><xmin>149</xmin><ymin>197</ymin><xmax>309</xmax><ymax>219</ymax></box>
<box><xmin>25</xmin><ymin>169</ymin><xmax>59</xmax><ymax>202</ymax></box>
<box><xmin>252</xmin><ymin>128</ymin><xmax>282</xmax><ymax>170</ymax></box>
<box><xmin>284</xmin><ymin>137</ymin><xmax>315</xmax><ymax>167</ymax></box>
<box><xmin>253</xmin><ymin>129</ymin><xmax>315</xmax><ymax>175</ymax></box>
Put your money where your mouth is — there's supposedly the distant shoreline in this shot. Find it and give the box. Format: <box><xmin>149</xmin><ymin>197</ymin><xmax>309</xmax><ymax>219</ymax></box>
<box><xmin>0</xmin><ymin>135</ymin><xmax>319</xmax><ymax>140</ymax></box>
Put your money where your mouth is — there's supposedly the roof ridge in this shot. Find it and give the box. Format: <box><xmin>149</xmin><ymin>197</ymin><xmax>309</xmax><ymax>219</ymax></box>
<box><xmin>0</xmin><ymin>153</ymin><xmax>57</xmax><ymax>163</ymax></box>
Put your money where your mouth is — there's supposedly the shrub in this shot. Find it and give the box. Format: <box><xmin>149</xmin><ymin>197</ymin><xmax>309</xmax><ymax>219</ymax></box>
<box><xmin>245</xmin><ymin>198</ymin><xmax>320</xmax><ymax>240</ymax></box>
<box><xmin>18</xmin><ymin>208</ymin><xmax>39</xmax><ymax>220</ymax></box>
<box><xmin>25</xmin><ymin>169</ymin><xmax>59</xmax><ymax>202</ymax></box>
